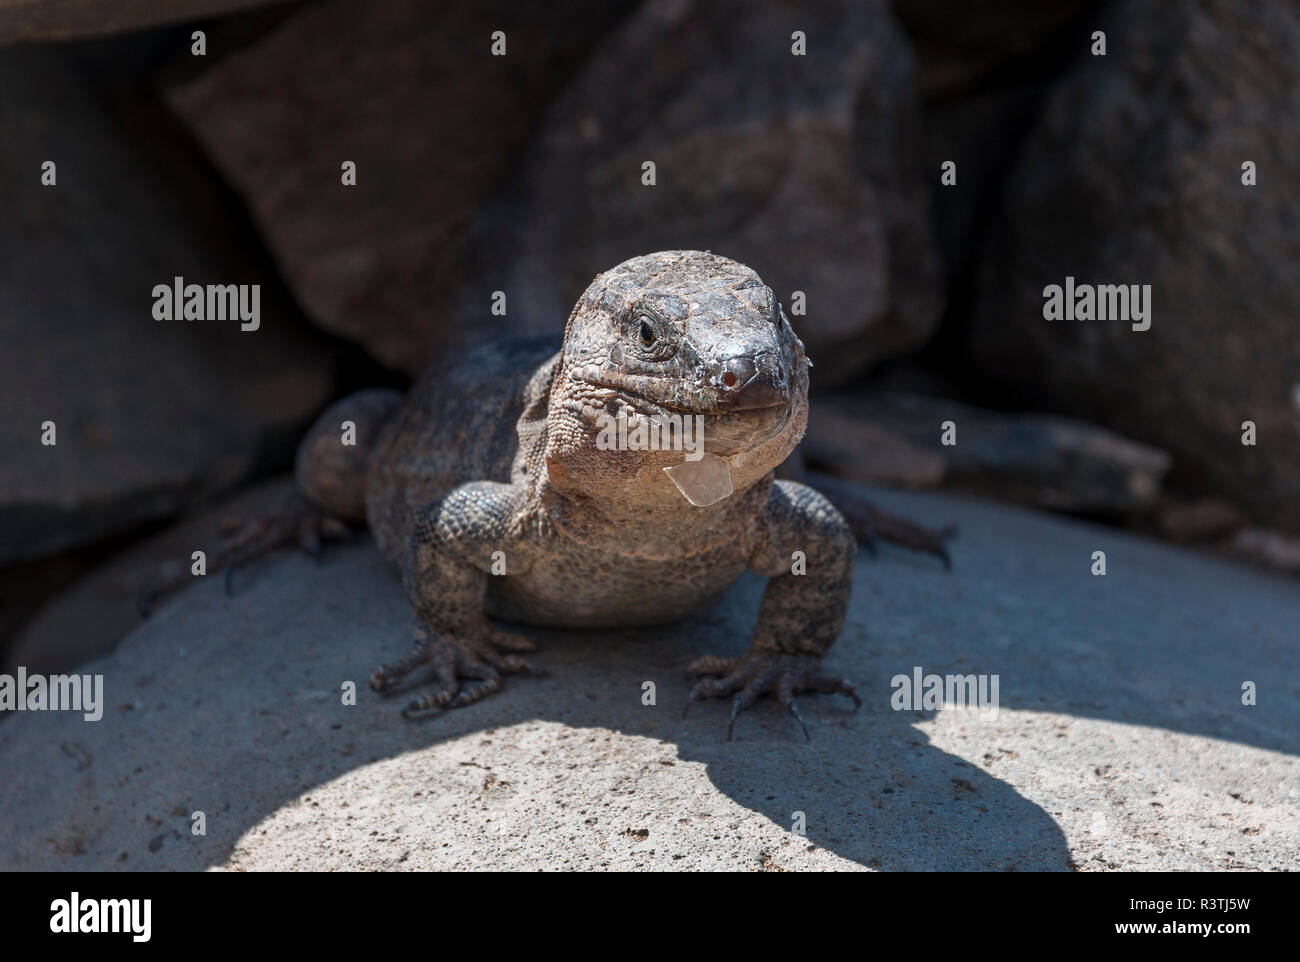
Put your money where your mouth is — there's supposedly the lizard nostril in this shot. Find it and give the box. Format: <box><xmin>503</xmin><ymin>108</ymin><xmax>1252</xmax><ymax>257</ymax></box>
<box><xmin>722</xmin><ymin>356</ymin><xmax>756</xmax><ymax>390</ymax></box>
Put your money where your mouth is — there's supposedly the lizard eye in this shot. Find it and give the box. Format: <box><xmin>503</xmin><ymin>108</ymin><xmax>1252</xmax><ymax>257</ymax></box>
<box><xmin>638</xmin><ymin>317</ymin><xmax>655</xmax><ymax>347</ymax></box>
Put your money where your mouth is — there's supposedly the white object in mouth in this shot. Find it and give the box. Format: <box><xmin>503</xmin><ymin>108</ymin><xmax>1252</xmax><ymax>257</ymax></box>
<box><xmin>663</xmin><ymin>453</ymin><xmax>735</xmax><ymax>507</ymax></box>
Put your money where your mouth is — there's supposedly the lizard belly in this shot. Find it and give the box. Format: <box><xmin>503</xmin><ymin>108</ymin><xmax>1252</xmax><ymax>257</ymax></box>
<box><xmin>485</xmin><ymin>544</ymin><xmax>749</xmax><ymax>629</ymax></box>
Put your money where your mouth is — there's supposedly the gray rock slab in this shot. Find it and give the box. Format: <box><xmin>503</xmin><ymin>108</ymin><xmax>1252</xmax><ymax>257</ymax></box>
<box><xmin>1</xmin><ymin>487</ymin><xmax>1296</xmax><ymax>870</ymax></box>
<box><xmin>7</xmin><ymin>479</ymin><xmax>296</xmax><ymax>679</ymax></box>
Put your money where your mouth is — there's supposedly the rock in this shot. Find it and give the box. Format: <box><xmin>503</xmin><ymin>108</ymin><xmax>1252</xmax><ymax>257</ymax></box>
<box><xmin>2</xmin><ymin>485</ymin><xmax>1296</xmax><ymax>870</ymax></box>
<box><xmin>807</xmin><ymin>393</ymin><xmax>1171</xmax><ymax>516</ymax></box>
<box><xmin>447</xmin><ymin>0</ymin><xmax>941</xmax><ymax>387</ymax></box>
<box><xmin>163</xmin><ymin>0</ymin><xmax>638</xmax><ymax>374</ymax></box>
<box><xmin>0</xmin><ymin>46</ymin><xmax>332</xmax><ymax>565</ymax></box>
<box><xmin>971</xmin><ymin>0</ymin><xmax>1300</xmax><ymax>533</ymax></box>
<box><xmin>0</xmin><ymin>0</ymin><xmax>272</xmax><ymax>45</ymax></box>
<box><xmin>1232</xmin><ymin>528</ymin><xmax>1300</xmax><ymax>574</ymax></box>
<box><xmin>1156</xmin><ymin>497</ymin><xmax>1247</xmax><ymax>543</ymax></box>
<box><xmin>6</xmin><ymin>479</ymin><xmax>296</xmax><ymax>678</ymax></box>
<box><xmin>802</xmin><ymin>410</ymin><xmax>946</xmax><ymax>488</ymax></box>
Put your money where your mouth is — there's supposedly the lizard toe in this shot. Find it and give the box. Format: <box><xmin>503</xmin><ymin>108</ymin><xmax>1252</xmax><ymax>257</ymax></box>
<box><xmin>684</xmin><ymin>650</ymin><xmax>858</xmax><ymax>739</ymax></box>
<box><xmin>382</xmin><ymin>627</ymin><xmax>544</xmax><ymax>716</ymax></box>
<box><xmin>687</xmin><ymin>654</ymin><xmax>741</xmax><ymax>678</ymax></box>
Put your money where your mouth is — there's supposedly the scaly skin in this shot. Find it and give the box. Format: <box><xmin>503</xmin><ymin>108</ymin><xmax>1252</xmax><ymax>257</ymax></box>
<box><xmin>168</xmin><ymin>251</ymin><xmax>950</xmax><ymax>737</ymax></box>
<box><xmin>346</xmin><ymin>250</ymin><xmax>856</xmax><ymax>736</ymax></box>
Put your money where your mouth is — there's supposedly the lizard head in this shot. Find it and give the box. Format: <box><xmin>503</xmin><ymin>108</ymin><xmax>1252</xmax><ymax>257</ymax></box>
<box><xmin>545</xmin><ymin>250</ymin><xmax>809</xmax><ymax>506</ymax></box>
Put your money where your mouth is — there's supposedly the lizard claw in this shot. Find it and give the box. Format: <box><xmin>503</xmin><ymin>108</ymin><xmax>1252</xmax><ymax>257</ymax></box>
<box><xmin>686</xmin><ymin>650</ymin><xmax>858</xmax><ymax>741</ymax></box>
<box><xmin>727</xmin><ymin>696</ymin><xmax>744</xmax><ymax>741</ymax></box>
<box><xmin>136</xmin><ymin>494</ymin><xmax>350</xmax><ymax>614</ymax></box>
<box><xmin>682</xmin><ymin>689</ymin><xmax>703</xmax><ymax>719</ymax></box>
<box><xmin>373</xmin><ymin>625</ymin><xmax>544</xmax><ymax>715</ymax></box>
<box><xmin>787</xmin><ymin>698</ymin><xmax>810</xmax><ymax>742</ymax></box>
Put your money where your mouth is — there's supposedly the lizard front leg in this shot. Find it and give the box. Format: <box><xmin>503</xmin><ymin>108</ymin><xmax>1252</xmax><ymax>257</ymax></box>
<box><xmin>370</xmin><ymin>481</ymin><xmax>542</xmax><ymax>716</ymax></box>
<box><xmin>687</xmin><ymin>480</ymin><xmax>859</xmax><ymax>740</ymax></box>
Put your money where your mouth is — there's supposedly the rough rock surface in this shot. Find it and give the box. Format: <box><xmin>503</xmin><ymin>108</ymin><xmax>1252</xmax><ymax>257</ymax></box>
<box><xmin>167</xmin><ymin>0</ymin><xmax>940</xmax><ymax>383</ymax></box>
<box><xmin>0</xmin><ymin>0</ymin><xmax>273</xmax><ymax>45</ymax></box>
<box><xmin>2</xmin><ymin>486</ymin><xmax>1295</xmax><ymax>871</ymax></box>
<box><xmin>0</xmin><ymin>46</ymin><xmax>332</xmax><ymax>565</ymax></box>
<box><xmin>971</xmin><ymin>0</ymin><xmax>1300</xmax><ymax>533</ymax></box>
<box><xmin>805</xmin><ymin>393</ymin><xmax>1172</xmax><ymax>515</ymax></box>
<box><xmin>164</xmin><ymin>0</ymin><xmax>637</xmax><ymax>373</ymax></box>
<box><xmin>451</xmin><ymin>0</ymin><xmax>942</xmax><ymax>386</ymax></box>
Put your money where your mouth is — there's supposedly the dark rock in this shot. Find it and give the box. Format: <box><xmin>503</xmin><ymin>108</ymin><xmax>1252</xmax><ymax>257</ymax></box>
<box><xmin>163</xmin><ymin>0</ymin><xmax>638</xmax><ymax>374</ymax></box>
<box><xmin>0</xmin><ymin>46</ymin><xmax>332</xmax><ymax>565</ymax></box>
<box><xmin>0</xmin><ymin>0</ymin><xmax>272</xmax><ymax>45</ymax></box>
<box><xmin>1156</xmin><ymin>497</ymin><xmax>1246</xmax><ymax>544</ymax></box>
<box><xmin>448</xmin><ymin>0</ymin><xmax>941</xmax><ymax>386</ymax></box>
<box><xmin>970</xmin><ymin>0</ymin><xmax>1300</xmax><ymax>533</ymax></box>
<box><xmin>810</xmin><ymin>393</ymin><xmax>1171</xmax><ymax>516</ymax></box>
<box><xmin>802</xmin><ymin>410</ymin><xmax>946</xmax><ymax>488</ymax></box>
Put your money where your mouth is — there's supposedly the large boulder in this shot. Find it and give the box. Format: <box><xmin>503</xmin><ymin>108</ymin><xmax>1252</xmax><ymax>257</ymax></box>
<box><xmin>164</xmin><ymin>0</ymin><xmax>639</xmax><ymax>374</ymax></box>
<box><xmin>971</xmin><ymin>0</ymin><xmax>1300</xmax><ymax>532</ymax></box>
<box><xmin>166</xmin><ymin>0</ymin><xmax>941</xmax><ymax>385</ymax></box>
<box><xmin>2</xmin><ymin>485</ymin><xmax>1296</xmax><ymax>870</ymax></box>
<box><xmin>450</xmin><ymin>0</ymin><xmax>942</xmax><ymax>386</ymax></box>
<box><xmin>0</xmin><ymin>46</ymin><xmax>332</xmax><ymax>565</ymax></box>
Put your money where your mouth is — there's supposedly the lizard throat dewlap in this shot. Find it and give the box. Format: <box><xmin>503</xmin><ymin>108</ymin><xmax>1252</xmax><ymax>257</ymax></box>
<box><xmin>663</xmin><ymin>453</ymin><xmax>735</xmax><ymax>507</ymax></box>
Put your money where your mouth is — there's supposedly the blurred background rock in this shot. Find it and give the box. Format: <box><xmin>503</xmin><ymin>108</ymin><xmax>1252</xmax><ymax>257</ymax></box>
<box><xmin>1</xmin><ymin>0</ymin><xmax>1296</xmax><ymax>676</ymax></box>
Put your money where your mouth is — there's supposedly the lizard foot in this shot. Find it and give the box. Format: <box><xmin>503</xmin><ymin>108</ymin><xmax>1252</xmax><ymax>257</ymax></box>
<box><xmin>137</xmin><ymin>493</ymin><xmax>350</xmax><ymax>616</ymax></box>
<box><xmin>684</xmin><ymin>650</ymin><xmax>860</xmax><ymax>741</ymax></box>
<box><xmin>370</xmin><ymin>625</ymin><xmax>543</xmax><ymax>717</ymax></box>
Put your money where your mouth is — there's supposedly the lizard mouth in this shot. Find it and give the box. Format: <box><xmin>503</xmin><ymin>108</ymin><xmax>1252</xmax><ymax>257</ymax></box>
<box><xmin>614</xmin><ymin>393</ymin><xmax>790</xmax><ymax>451</ymax></box>
<box><xmin>701</xmin><ymin>402</ymin><xmax>790</xmax><ymax>453</ymax></box>
<box><xmin>580</xmin><ymin>376</ymin><xmax>794</xmax><ymax>455</ymax></box>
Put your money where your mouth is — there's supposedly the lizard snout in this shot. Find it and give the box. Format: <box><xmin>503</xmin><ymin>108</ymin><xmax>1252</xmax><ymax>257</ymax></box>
<box><xmin>718</xmin><ymin>352</ymin><xmax>788</xmax><ymax>411</ymax></box>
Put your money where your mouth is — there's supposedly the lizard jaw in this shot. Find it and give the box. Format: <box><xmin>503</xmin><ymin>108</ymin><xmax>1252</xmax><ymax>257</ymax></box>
<box><xmin>700</xmin><ymin>402</ymin><xmax>791</xmax><ymax>455</ymax></box>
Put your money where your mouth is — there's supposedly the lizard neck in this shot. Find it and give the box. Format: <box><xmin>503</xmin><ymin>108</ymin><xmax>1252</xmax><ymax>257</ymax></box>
<box><xmin>536</xmin><ymin>468</ymin><xmax>772</xmax><ymax>561</ymax></box>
